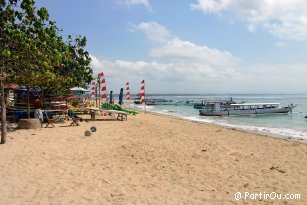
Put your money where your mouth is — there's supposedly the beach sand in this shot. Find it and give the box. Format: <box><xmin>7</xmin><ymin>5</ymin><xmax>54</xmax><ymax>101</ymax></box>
<box><xmin>0</xmin><ymin>112</ymin><xmax>306</xmax><ymax>204</ymax></box>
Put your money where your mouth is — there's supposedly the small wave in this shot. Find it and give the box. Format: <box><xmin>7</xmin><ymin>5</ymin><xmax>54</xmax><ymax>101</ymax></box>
<box><xmin>183</xmin><ymin>116</ymin><xmax>307</xmax><ymax>140</ymax></box>
<box><xmin>130</xmin><ymin>104</ymin><xmax>154</xmax><ymax>110</ymax></box>
<box><xmin>148</xmin><ymin>108</ymin><xmax>307</xmax><ymax>140</ymax></box>
<box><xmin>237</xmin><ymin>97</ymin><xmax>282</xmax><ymax>99</ymax></box>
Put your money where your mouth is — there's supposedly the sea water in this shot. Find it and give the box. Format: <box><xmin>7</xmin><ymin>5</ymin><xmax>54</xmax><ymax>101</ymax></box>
<box><xmin>131</xmin><ymin>94</ymin><xmax>307</xmax><ymax>140</ymax></box>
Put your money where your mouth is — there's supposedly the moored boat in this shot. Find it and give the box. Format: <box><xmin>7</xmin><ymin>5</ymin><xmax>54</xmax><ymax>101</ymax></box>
<box><xmin>145</xmin><ymin>99</ymin><xmax>176</xmax><ymax>105</ymax></box>
<box><xmin>193</xmin><ymin>97</ymin><xmax>238</xmax><ymax>109</ymax></box>
<box><xmin>133</xmin><ymin>97</ymin><xmax>142</xmax><ymax>104</ymax></box>
<box><xmin>199</xmin><ymin>102</ymin><xmax>294</xmax><ymax>116</ymax></box>
<box><xmin>175</xmin><ymin>100</ymin><xmax>197</xmax><ymax>106</ymax></box>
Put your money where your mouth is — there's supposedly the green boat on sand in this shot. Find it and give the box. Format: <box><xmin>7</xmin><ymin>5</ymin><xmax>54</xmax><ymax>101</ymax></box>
<box><xmin>101</xmin><ymin>103</ymin><xmax>139</xmax><ymax>115</ymax></box>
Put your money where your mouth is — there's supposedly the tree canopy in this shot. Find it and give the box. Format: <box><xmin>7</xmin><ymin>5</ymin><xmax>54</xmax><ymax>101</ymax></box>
<box><xmin>0</xmin><ymin>0</ymin><xmax>93</xmax><ymax>143</ymax></box>
<box><xmin>0</xmin><ymin>0</ymin><xmax>93</xmax><ymax>91</ymax></box>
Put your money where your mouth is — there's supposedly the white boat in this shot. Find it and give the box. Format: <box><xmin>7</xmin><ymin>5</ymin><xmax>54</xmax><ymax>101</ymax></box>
<box><xmin>199</xmin><ymin>102</ymin><xmax>294</xmax><ymax>116</ymax></box>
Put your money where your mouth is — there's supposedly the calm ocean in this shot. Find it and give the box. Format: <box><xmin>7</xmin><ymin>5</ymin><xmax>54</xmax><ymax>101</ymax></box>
<box><xmin>131</xmin><ymin>94</ymin><xmax>307</xmax><ymax>140</ymax></box>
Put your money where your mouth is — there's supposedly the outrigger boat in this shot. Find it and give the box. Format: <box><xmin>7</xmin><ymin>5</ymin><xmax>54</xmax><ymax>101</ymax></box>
<box><xmin>193</xmin><ymin>98</ymin><xmax>239</xmax><ymax>109</ymax></box>
<box><xmin>175</xmin><ymin>100</ymin><xmax>197</xmax><ymax>106</ymax></box>
<box><xmin>199</xmin><ymin>102</ymin><xmax>295</xmax><ymax>116</ymax></box>
<box><xmin>134</xmin><ymin>98</ymin><xmax>179</xmax><ymax>105</ymax></box>
<box><xmin>145</xmin><ymin>99</ymin><xmax>176</xmax><ymax>105</ymax></box>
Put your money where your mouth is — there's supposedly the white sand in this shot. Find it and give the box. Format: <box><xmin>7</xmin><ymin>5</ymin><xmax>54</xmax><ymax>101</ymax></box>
<box><xmin>0</xmin><ymin>112</ymin><xmax>306</xmax><ymax>204</ymax></box>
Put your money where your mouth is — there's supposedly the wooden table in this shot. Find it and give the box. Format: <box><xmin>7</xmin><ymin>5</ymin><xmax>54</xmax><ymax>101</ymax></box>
<box><xmin>85</xmin><ymin>108</ymin><xmax>128</xmax><ymax>121</ymax></box>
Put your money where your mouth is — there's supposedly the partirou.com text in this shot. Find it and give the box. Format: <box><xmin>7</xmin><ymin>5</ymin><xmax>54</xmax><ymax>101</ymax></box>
<box><xmin>235</xmin><ymin>192</ymin><xmax>301</xmax><ymax>201</ymax></box>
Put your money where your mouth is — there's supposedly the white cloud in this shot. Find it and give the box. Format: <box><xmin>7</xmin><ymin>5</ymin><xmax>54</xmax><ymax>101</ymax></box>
<box><xmin>150</xmin><ymin>38</ymin><xmax>239</xmax><ymax>67</ymax></box>
<box><xmin>191</xmin><ymin>0</ymin><xmax>307</xmax><ymax>41</ymax></box>
<box><xmin>91</xmin><ymin>22</ymin><xmax>241</xmax><ymax>93</ymax></box>
<box><xmin>131</xmin><ymin>21</ymin><xmax>172</xmax><ymax>44</ymax></box>
<box><xmin>89</xmin><ymin>21</ymin><xmax>306</xmax><ymax>94</ymax></box>
<box><xmin>90</xmin><ymin>55</ymin><xmax>104</xmax><ymax>71</ymax></box>
<box><xmin>247</xmin><ymin>24</ymin><xmax>256</xmax><ymax>33</ymax></box>
<box><xmin>118</xmin><ymin>0</ymin><xmax>152</xmax><ymax>11</ymax></box>
<box><xmin>90</xmin><ymin>55</ymin><xmax>307</xmax><ymax>94</ymax></box>
<box><xmin>132</xmin><ymin>21</ymin><xmax>239</xmax><ymax>69</ymax></box>
<box><xmin>190</xmin><ymin>0</ymin><xmax>231</xmax><ymax>13</ymax></box>
<box><xmin>235</xmin><ymin>63</ymin><xmax>307</xmax><ymax>93</ymax></box>
<box><xmin>274</xmin><ymin>41</ymin><xmax>288</xmax><ymax>48</ymax></box>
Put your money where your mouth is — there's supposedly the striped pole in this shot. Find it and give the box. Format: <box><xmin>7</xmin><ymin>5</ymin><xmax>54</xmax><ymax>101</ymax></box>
<box><xmin>91</xmin><ymin>78</ymin><xmax>96</xmax><ymax>97</ymax></box>
<box><xmin>90</xmin><ymin>78</ymin><xmax>97</xmax><ymax>107</ymax></box>
<box><xmin>140</xmin><ymin>80</ymin><xmax>145</xmax><ymax>111</ymax></box>
<box><xmin>99</xmin><ymin>72</ymin><xmax>107</xmax><ymax>102</ymax></box>
<box><xmin>90</xmin><ymin>78</ymin><xmax>96</xmax><ymax>98</ymax></box>
<box><xmin>126</xmin><ymin>82</ymin><xmax>131</xmax><ymax>101</ymax></box>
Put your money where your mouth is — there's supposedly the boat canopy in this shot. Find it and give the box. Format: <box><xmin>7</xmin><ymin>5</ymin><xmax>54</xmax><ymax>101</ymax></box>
<box><xmin>230</xmin><ymin>103</ymin><xmax>280</xmax><ymax>106</ymax></box>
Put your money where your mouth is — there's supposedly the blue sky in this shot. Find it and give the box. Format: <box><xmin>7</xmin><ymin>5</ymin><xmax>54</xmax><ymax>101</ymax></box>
<box><xmin>37</xmin><ymin>0</ymin><xmax>307</xmax><ymax>94</ymax></box>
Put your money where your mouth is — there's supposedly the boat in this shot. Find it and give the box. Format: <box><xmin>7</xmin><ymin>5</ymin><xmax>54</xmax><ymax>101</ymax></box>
<box><xmin>193</xmin><ymin>98</ymin><xmax>239</xmax><ymax>109</ymax></box>
<box><xmin>133</xmin><ymin>98</ymin><xmax>176</xmax><ymax>105</ymax></box>
<box><xmin>304</xmin><ymin>116</ymin><xmax>307</xmax><ymax>119</ymax></box>
<box><xmin>193</xmin><ymin>101</ymin><xmax>216</xmax><ymax>109</ymax></box>
<box><xmin>133</xmin><ymin>97</ymin><xmax>142</xmax><ymax>104</ymax></box>
<box><xmin>175</xmin><ymin>100</ymin><xmax>197</xmax><ymax>106</ymax></box>
<box><xmin>199</xmin><ymin>102</ymin><xmax>294</xmax><ymax>116</ymax></box>
<box><xmin>145</xmin><ymin>99</ymin><xmax>176</xmax><ymax>105</ymax></box>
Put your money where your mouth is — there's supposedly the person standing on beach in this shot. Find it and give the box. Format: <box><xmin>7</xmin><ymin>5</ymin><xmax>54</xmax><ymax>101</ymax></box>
<box><xmin>33</xmin><ymin>96</ymin><xmax>43</xmax><ymax>127</ymax></box>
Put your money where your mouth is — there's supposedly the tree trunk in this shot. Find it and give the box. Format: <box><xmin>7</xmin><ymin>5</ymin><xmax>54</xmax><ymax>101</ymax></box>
<box><xmin>0</xmin><ymin>76</ymin><xmax>7</xmax><ymax>144</ymax></box>
<box><xmin>27</xmin><ymin>87</ymin><xmax>30</xmax><ymax>119</ymax></box>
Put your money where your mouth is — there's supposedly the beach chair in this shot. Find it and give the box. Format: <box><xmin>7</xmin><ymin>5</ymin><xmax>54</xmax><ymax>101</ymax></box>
<box><xmin>69</xmin><ymin>118</ymin><xmax>80</xmax><ymax>126</ymax></box>
<box><xmin>45</xmin><ymin>116</ymin><xmax>55</xmax><ymax>128</ymax></box>
<box><xmin>44</xmin><ymin>111</ymin><xmax>55</xmax><ymax>128</ymax></box>
<box><xmin>67</xmin><ymin>110</ymin><xmax>82</xmax><ymax>126</ymax></box>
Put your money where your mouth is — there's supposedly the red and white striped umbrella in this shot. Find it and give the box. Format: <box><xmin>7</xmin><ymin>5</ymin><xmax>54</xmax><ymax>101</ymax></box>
<box><xmin>99</xmin><ymin>72</ymin><xmax>107</xmax><ymax>100</ymax></box>
<box><xmin>126</xmin><ymin>82</ymin><xmax>131</xmax><ymax>100</ymax></box>
<box><xmin>140</xmin><ymin>80</ymin><xmax>145</xmax><ymax>105</ymax></box>
<box><xmin>90</xmin><ymin>78</ymin><xmax>96</xmax><ymax>98</ymax></box>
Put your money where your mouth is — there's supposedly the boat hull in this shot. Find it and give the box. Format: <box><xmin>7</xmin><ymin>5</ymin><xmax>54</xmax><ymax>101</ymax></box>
<box><xmin>199</xmin><ymin>107</ymin><xmax>291</xmax><ymax>116</ymax></box>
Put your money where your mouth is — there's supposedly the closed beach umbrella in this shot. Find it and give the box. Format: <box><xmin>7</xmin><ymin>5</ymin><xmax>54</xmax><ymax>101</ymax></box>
<box><xmin>119</xmin><ymin>88</ymin><xmax>124</xmax><ymax>105</ymax></box>
<box><xmin>109</xmin><ymin>91</ymin><xmax>113</xmax><ymax>104</ymax></box>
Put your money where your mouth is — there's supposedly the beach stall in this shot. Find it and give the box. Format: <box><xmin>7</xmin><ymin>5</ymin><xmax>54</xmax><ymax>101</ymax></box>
<box><xmin>70</xmin><ymin>87</ymin><xmax>90</xmax><ymax>98</ymax></box>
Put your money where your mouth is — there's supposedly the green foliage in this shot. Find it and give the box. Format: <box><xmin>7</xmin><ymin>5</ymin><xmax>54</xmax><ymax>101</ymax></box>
<box><xmin>0</xmin><ymin>0</ymin><xmax>93</xmax><ymax>120</ymax></box>
<box><xmin>57</xmin><ymin>35</ymin><xmax>93</xmax><ymax>90</ymax></box>
<box><xmin>0</xmin><ymin>0</ymin><xmax>93</xmax><ymax>92</ymax></box>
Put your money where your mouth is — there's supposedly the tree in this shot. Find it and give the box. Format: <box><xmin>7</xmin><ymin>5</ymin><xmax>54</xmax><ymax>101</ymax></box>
<box><xmin>0</xmin><ymin>0</ymin><xmax>21</xmax><ymax>144</ymax></box>
<box><xmin>56</xmin><ymin>35</ymin><xmax>93</xmax><ymax>90</ymax></box>
<box><xmin>36</xmin><ymin>35</ymin><xmax>93</xmax><ymax>105</ymax></box>
<box><xmin>1</xmin><ymin>0</ymin><xmax>93</xmax><ymax>144</ymax></box>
